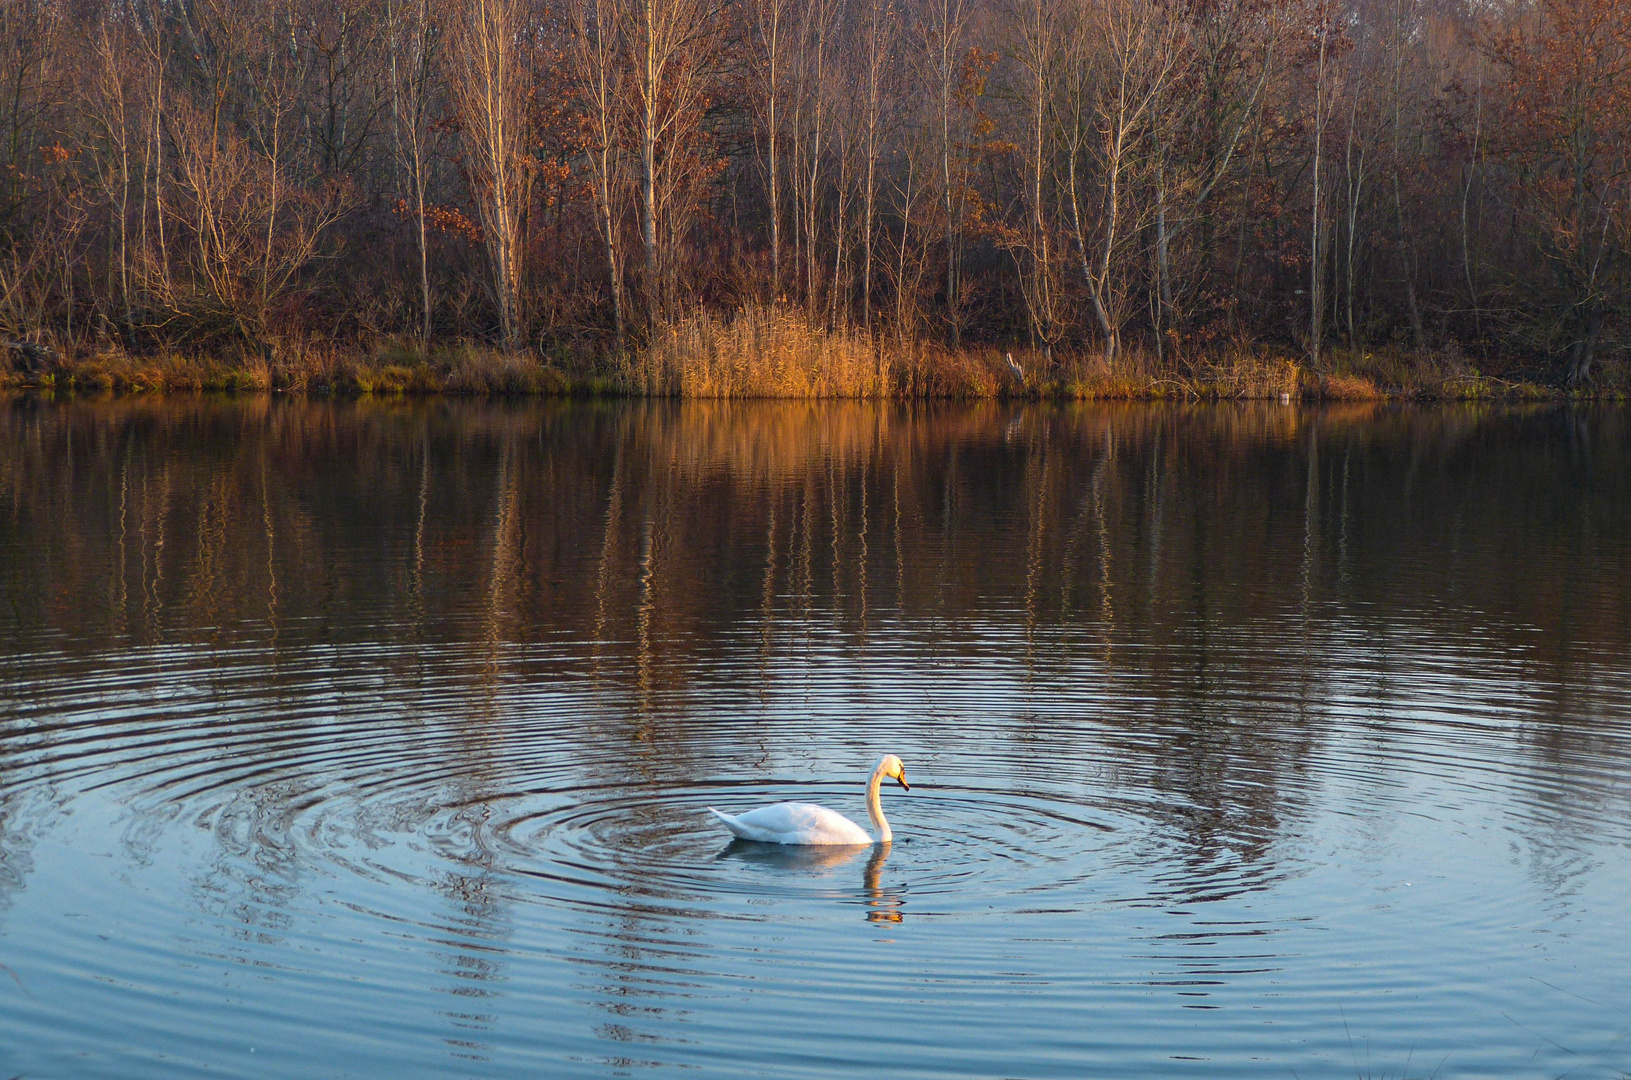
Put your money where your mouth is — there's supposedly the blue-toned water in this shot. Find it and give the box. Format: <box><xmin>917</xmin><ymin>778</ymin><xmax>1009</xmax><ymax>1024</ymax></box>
<box><xmin>1</xmin><ymin>398</ymin><xmax>1627</xmax><ymax>1078</ymax></box>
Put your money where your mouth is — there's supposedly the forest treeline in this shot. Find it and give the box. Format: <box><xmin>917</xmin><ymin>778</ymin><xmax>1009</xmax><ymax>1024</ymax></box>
<box><xmin>0</xmin><ymin>0</ymin><xmax>1625</xmax><ymax>390</ymax></box>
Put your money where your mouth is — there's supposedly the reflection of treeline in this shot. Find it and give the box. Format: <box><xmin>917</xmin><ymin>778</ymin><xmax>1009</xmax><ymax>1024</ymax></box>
<box><xmin>4</xmin><ymin>398</ymin><xmax>1628</xmax><ymax>884</ymax></box>
<box><xmin>3</xmin><ymin>398</ymin><xmax>1627</xmax><ymax>682</ymax></box>
<box><xmin>0</xmin><ymin>0</ymin><xmax>1624</xmax><ymax>390</ymax></box>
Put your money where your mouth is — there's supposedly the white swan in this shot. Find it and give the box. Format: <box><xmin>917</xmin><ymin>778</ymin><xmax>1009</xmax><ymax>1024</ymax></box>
<box><xmin>707</xmin><ymin>755</ymin><xmax>910</xmax><ymax>845</ymax></box>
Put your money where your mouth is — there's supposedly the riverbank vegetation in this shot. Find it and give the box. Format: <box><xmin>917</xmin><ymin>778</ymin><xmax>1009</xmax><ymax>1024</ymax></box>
<box><xmin>0</xmin><ymin>0</ymin><xmax>1625</xmax><ymax>398</ymax></box>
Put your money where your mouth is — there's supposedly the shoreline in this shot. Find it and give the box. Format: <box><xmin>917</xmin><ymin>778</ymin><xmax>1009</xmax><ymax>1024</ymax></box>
<box><xmin>1</xmin><ymin>336</ymin><xmax>1614</xmax><ymax>404</ymax></box>
<box><xmin>0</xmin><ymin>373</ymin><xmax>1594</xmax><ymax>402</ymax></box>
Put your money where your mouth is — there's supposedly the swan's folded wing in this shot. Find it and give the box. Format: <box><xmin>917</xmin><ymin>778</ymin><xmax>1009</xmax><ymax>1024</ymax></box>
<box><xmin>712</xmin><ymin>802</ymin><xmax>871</xmax><ymax>845</ymax></box>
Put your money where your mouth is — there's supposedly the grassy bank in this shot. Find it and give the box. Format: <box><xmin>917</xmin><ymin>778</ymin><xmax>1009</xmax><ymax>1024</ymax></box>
<box><xmin>0</xmin><ymin>340</ymin><xmax>587</xmax><ymax>396</ymax></box>
<box><xmin>1</xmin><ymin>309</ymin><xmax>1615</xmax><ymax>400</ymax></box>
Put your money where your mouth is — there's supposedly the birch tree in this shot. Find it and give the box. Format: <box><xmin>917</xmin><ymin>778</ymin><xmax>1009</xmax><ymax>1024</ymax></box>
<box><xmin>927</xmin><ymin>0</ymin><xmax>973</xmax><ymax>345</ymax></box>
<box><xmin>387</xmin><ymin>0</ymin><xmax>443</xmax><ymax>344</ymax></box>
<box><xmin>1307</xmin><ymin>0</ymin><xmax>1334</xmax><ymax>364</ymax></box>
<box><xmin>1063</xmin><ymin>0</ymin><xmax>1186</xmax><ymax>361</ymax></box>
<box><xmin>627</xmin><ymin>0</ymin><xmax>717</xmax><ymax>325</ymax></box>
<box><xmin>1007</xmin><ymin>0</ymin><xmax>1062</xmax><ymax>359</ymax></box>
<box><xmin>753</xmin><ymin>0</ymin><xmax>792</xmax><ymax>301</ymax></box>
<box><xmin>569</xmin><ymin>0</ymin><xmax>629</xmax><ymax>347</ymax></box>
<box><xmin>448</xmin><ymin>0</ymin><xmax>532</xmax><ymax>349</ymax></box>
<box><xmin>857</xmin><ymin>0</ymin><xmax>896</xmax><ymax>329</ymax></box>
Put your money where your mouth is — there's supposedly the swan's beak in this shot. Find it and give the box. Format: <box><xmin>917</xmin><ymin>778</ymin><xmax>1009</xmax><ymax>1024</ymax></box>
<box><xmin>897</xmin><ymin>774</ymin><xmax>910</xmax><ymax>791</ymax></box>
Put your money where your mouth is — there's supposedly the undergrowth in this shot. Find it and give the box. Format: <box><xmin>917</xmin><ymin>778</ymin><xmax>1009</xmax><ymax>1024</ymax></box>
<box><xmin>0</xmin><ymin>317</ymin><xmax>1582</xmax><ymax>401</ymax></box>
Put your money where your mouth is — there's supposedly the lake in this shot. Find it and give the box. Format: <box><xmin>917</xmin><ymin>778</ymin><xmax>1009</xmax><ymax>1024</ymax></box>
<box><xmin>1</xmin><ymin>397</ymin><xmax>1628</xmax><ymax>1079</ymax></box>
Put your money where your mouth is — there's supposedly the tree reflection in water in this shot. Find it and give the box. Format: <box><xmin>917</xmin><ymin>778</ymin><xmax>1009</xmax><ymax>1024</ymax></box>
<box><xmin>1</xmin><ymin>397</ymin><xmax>1629</xmax><ymax>1076</ymax></box>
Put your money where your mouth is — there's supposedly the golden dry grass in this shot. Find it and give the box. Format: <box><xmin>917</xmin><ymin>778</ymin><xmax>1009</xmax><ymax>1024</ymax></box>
<box><xmin>1191</xmin><ymin>352</ymin><xmax>1305</xmax><ymax>399</ymax></box>
<box><xmin>0</xmin><ymin>320</ymin><xmax>1576</xmax><ymax>400</ymax></box>
<box><xmin>1001</xmin><ymin>345</ymin><xmax>1302</xmax><ymax>400</ymax></box>
<box><xmin>625</xmin><ymin>306</ymin><xmax>894</xmax><ymax>398</ymax></box>
<box><xmin>1</xmin><ymin>339</ymin><xmax>572</xmax><ymax>395</ymax></box>
<box><xmin>1315</xmin><ymin>372</ymin><xmax>1383</xmax><ymax>400</ymax></box>
<box><xmin>0</xmin><ymin>349</ymin><xmax>272</xmax><ymax>392</ymax></box>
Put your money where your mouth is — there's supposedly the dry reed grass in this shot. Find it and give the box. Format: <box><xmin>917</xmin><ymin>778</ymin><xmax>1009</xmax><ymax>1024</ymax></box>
<box><xmin>0</xmin><ymin>320</ymin><xmax>1577</xmax><ymax>400</ymax></box>
<box><xmin>625</xmin><ymin>306</ymin><xmax>894</xmax><ymax>397</ymax></box>
<box><xmin>1314</xmin><ymin>372</ymin><xmax>1383</xmax><ymax>400</ymax></box>
<box><xmin>1000</xmin><ymin>345</ymin><xmax>1302</xmax><ymax>400</ymax></box>
<box><xmin>1190</xmin><ymin>352</ymin><xmax>1305</xmax><ymax>399</ymax></box>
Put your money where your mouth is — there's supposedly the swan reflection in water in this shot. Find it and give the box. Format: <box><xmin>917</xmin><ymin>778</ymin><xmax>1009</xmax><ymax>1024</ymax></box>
<box><xmin>717</xmin><ymin>840</ymin><xmax>905</xmax><ymax>924</ymax></box>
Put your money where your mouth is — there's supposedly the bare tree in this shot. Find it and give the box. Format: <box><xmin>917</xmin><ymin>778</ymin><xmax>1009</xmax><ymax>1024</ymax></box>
<box><xmin>308</xmin><ymin>0</ymin><xmax>389</xmax><ymax>178</ymax></box>
<box><xmin>790</xmin><ymin>0</ymin><xmax>837</xmax><ymax>317</ymax></box>
<box><xmin>1307</xmin><ymin>0</ymin><xmax>1335</xmax><ymax>365</ymax></box>
<box><xmin>166</xmin><ymin>98</ymin><xmax>346</xmax><ymax>347</ymax></box>
<box><xmin>448</xmin><ymin>0</ymin><xmax>532</xmax><ymax>349</ymax></box>
<box><xmin>1339</xmin><ymin>13</ymin><xmax>1371</xmax><ymax>347</ymax></box>
<box><xmin>857</xmin><ymin>0</ymin><xmax>896</xmax><ymax>329</ymax></box>
<box><xmin>1488</xmin><ymin>0</ymin><xmax>1631</xmax><ymax>385</ymax></box>
<box><xmin>1063</xmin><ymin>0</ymin><xmax>1186</xmax><ymax>361</ymax></box>
<box><xmin>150</xmin><ymin>0</ymin><xmax>349</xmax><ymax>350</ymax></box>
<box><xmin>0</xmin><ymin>0</ymin><xmax>62</xmax><ymax>241</ymax></box>
<box><xmin>1384</xmin><ymin>0</ymin><xmax>1426</xmax><ymax>348</ymax></box>
<box><xmin>387</xmin><ymin>0</ymin><xmax>444</xmax><ymax>344</ymax></box>
<box><xmin>627</xmin><ymin>0</ymin><xmax>717</xmax><ymax>325</ymax></box>
<box><xmin>84</xmin><ymin>22</ymin><xmax>138</xmax><ymax>331</ymax></box>
<box><xmin>827</xmin><ymin>45</ymin><xmax>862</xmax><ymax>327</ymax></box>
<box><xmin>927</xmin><ymin>0</ymin><xmax>974</xmax><ymax>345</ymax></box>
<box><xmin>0</xmin><ymin>0</ymin><xmax>1625</xmax><ymax>384</ymax></box>
<box><xmin>569</xmin><ymin>0</ymin><xmax>629</xmax><ymax>348</ymax></box>
<box><xmin>753</xmin><ymin>0</ymin><xmax>792</xmax><ymax>301</ymax></box>
<box><xmin>131</xmin><ymin>0</ymin><xmax>174</xmax><ymax>308</ymax></box>
<box><xmin>1151</xmin><ymin>0</ymin><xmax>1280</xmax><ymax>349</ymax></box>
<box><xmin>1006</xmin><ymin>0</ymin><xmax>1063</xmax><ymax>360</ymax></box>
<box><xmin>1459</xmin><ymin>45</ymin><xmax>1483</xmax><ymax>346</ymax></box>
<box><xmin>886</xmin><ymin>102</ymin><xmax>933</xmax><ymax>342</ymax></box>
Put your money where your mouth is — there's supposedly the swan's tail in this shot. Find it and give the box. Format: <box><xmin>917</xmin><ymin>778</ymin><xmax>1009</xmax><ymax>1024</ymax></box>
<box><xmin>706</xmin><ymin>807</ymin><xmax>752</xmax><ymax>840</ymax></box>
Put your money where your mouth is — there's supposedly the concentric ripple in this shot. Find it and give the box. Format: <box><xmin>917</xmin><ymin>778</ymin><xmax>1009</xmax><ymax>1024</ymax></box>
<box><xmin>4</xmin><ymin>399</ymin><xmax>1631</xmax><ymax>1080</ymax></box>
<box><xmin>474</xmin><ymin>778</ymin><xmax>1130</xmax><ymax>911</ymax></box>
<box><xmin>5</xmin><ymin>660</ymin><xmax>1148</xmax><ymax>923</ymax></box>
<box><xmin>1</xmin><ymin>636</ymin><xmax>1332</xmax><ymax>939</ymax></box>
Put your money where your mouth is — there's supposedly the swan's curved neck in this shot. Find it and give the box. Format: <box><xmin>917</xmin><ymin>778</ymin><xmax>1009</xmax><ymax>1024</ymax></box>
<box><xmin>866</xmin><ymin>761</ymin><xmax>891</xmax><ymax>843</ymax></box>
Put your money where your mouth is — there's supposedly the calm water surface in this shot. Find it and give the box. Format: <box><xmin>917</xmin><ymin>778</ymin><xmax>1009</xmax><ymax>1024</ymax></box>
<box><xmin>1</xmin><ymin>398</ymin><xmax>1629</xmax><ymax>1078</ymax></box>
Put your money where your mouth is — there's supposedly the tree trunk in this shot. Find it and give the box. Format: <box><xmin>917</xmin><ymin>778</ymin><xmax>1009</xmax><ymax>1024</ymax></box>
<box><xmin>1309</xmin><ymin>10</ymin><xmax>1329</xmax><ymax>366</ymax></box>
<box><xmin>450</xmin><ymin>0</ymin><xmax>528</xmax><ymax>351</ymax></box>
<box><xmin>1566</xmin><ymin>308</ymin><xmax>1603</xmax><ymax>387</ymax></box>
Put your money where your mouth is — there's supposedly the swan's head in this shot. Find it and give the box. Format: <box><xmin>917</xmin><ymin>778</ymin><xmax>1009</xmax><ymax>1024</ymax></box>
<box><xmin>879</xmin><ymin>754</ymin><xmax>909</xmax><ymax>791</ymax></box>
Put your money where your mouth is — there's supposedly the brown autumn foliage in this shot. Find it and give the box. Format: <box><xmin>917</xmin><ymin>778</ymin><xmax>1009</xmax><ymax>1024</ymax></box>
<box><xmin>0</xmin><ymin>0</ymin><xmax>1624</xmax><ymax>393</ymax></box>
<box><xmin>1484</xmin><ymin>0</ymin><xmax>1630</xmax><ymax>385</ymax></box>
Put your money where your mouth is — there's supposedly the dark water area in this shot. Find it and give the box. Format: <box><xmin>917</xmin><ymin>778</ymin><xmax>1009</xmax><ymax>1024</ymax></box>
<box><xmin>1</xmin><ymin>397</ymin><xmax>1628</xmax><ymax>1079</ymax></box>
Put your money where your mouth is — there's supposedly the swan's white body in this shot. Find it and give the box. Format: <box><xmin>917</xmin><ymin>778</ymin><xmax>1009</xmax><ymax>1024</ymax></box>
<box><xmin>709</xmin><ymin>802</ymin><xmax>875</xmax><ymax>845</ymax></box>
<box><xmin>708</xmin><ymin>755</ymin><xmax>909</xmax><ymax>845</ymax></box>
